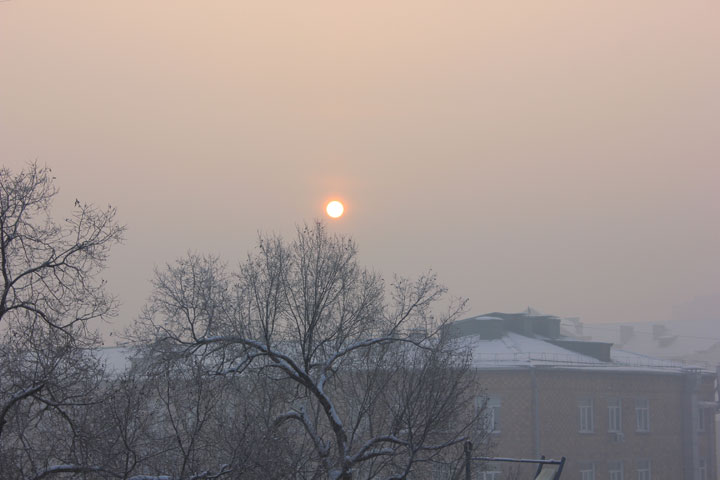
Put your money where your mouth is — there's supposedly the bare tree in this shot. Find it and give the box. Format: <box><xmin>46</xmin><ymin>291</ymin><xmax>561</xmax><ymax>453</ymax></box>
<box><xmin>0</xmin><ymin>162</ymin><xmax>124</xmax><ymax>478</ymax></box>
<box><xmin>137</xmin><ymin>221</ymin><xmax>484</xmax><ymax>480</ymax></box>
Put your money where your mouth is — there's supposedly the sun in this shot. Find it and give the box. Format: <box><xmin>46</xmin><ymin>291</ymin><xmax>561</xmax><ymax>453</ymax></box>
<box><xmin>326</xmin><ymin>200</ymin><xmax>344</xmax><ymax>219</ymax></box>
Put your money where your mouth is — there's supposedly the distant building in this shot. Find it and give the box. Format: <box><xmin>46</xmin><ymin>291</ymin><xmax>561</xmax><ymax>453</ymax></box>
<box><xmin>448</xmin><ymin>311</ymin><xmax>718</xmax><ymax>480</ymax></box>
<box><xmin>562</xmin><ymin>317</ymin><xmax>720</xmax><ymax>367</ymax></box>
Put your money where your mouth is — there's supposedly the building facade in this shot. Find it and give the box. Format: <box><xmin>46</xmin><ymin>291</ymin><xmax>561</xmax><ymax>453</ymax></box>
<box><xmin>449</xmin><ymin>312</ymin><xmax>718</xmax><ymax>480</ymax></box>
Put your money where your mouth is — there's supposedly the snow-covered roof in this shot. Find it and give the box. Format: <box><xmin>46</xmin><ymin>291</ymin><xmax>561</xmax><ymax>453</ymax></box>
<box><xmin>456</xmin><ymin>332</ymin><xmax>706</xmax><ymax>373</ymax></box>
<box><xmin>449</xmin><ymin>311</ymin><xmax>713</xmax><ymax>374</ymax></box>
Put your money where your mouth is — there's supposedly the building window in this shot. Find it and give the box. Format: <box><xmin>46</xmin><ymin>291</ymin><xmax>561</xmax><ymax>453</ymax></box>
<box><xmin>609</xmin><ymin>461</ymin><xmax>624</xmax><ymax>480</ymax></box>
<box><xmin>635</xmin><ymin>399</ymin><xmax>649</xmax><ymax>432</ymax></box>
<box><xmin>477</xmin><ymin>396</ymin><xmax>501</xmax><ymax>433</ymax></box>
<box><xmin>580</xmin><ymin>463</ymin><xmax>595</xmax><ymax>480</ymax></box>
<box><xmin>696</xmin><ymin>406</ymin><xmax>706</xmax><ymax>432</ymax></box>
<box><xmin>699</xmin><ymin>459</ymin><xmax>707</xmax><ymax>480</ymax></box>
<box><xmin>608</xmin><ymin>398</ymin><xmax>622</xmax><ymax>433</ymax></box>
<box><xmin>636</xmin><ymin>459</ymin><xmax>651</xmax><ymax>480</ymax></box>
<box><xmin>579</xmin><ymin>398</ymin><xmax>594</xmax><ymax>433</ymax></box>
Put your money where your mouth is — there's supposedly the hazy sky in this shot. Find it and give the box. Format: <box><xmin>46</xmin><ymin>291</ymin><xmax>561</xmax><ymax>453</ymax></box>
<box><xmin>1</xmin><ymin>0</ymin><xmax>719</xmax><ymax>337</ymax></box>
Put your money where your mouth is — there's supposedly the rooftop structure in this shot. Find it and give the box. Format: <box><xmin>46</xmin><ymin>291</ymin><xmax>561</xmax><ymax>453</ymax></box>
<box><xmin>449</xmin><ymin>312</ymin><xmax>699</xmax><ymax>373</ymax></box>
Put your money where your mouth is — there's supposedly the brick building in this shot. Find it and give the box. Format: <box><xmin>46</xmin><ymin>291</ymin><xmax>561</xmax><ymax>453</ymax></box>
<box><xmin>448</xmin><ymin>312</ymin><xmax>718</xmax><ymax>480</ymax></box>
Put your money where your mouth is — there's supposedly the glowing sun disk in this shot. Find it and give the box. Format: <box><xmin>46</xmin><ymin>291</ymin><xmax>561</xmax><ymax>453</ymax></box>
<box><xmin>326</xmin><ymin>200</ymin><xmax>344</xmax><ymax>218</ymax></box>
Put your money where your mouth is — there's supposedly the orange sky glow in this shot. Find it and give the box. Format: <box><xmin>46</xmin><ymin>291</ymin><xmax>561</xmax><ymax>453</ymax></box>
<box><xmin>1</xmin><ymin>0</ymin><xmax>718</xmax><ymax>337</ymax></box>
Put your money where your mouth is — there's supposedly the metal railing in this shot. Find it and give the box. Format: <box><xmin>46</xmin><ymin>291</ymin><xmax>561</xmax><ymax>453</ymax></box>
<box><xmin>463</xmin><ymin>441</ymin><xmax>565</xmax><ymax>480</ymax></box>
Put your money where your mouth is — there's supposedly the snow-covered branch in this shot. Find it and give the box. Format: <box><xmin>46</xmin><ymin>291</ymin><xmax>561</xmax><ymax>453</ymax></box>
<box><xmin>350</xmin><ymin>435</ymin><xmax>407</xmax><ymax>463</ymax></box>
<box><xmin>31</xmin><ymin>465</ymin><xmax>116</xmax><ymax>480</ymax></box>
<box><xmin>0</xmin><ymin>383</ymin><xmax>44</xmax><ymax>437</ymax></box>
<box><xmin>275</xmin><ymin>409</ymin><xmax>330</xmax><ymax>458</ymax></box>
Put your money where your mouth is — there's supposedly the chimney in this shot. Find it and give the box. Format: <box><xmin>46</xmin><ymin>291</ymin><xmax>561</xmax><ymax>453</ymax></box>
<box><xmin>620</xmin><ymin>325</ymin><xmax>634</xmax><ymax>345</ymax></box>
<box><xmin>652</xmin><ymin>324</ymin><xmax>667</xmax><ymax>339</ymax></box>
<box><xmin>564</xmin><ymin>316</ymin><xmax>583</xmax><ymax>336</ymax></box>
